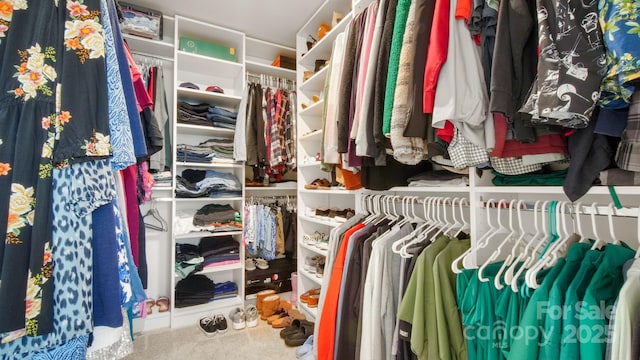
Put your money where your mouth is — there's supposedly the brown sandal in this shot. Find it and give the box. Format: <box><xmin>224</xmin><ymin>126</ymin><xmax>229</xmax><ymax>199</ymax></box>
<box><xmin>304</xmin><ymin>178</ymin><xmax>330</xmax><ymax>190</ymax></box>
<box><xmin>156</xmin><ymin>296</ymin><xmax>170</xmax><ymax>312</ymax></box>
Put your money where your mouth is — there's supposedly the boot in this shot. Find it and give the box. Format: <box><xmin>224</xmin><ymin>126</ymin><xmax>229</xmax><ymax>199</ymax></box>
<box><xmin>260</xmin><ymin>294</ymin><xmax>281</xmax><ymax>320</ymax></box>
<box><xmin>256</xmin><ymin>289</ymin><xmax>276</xmax><ymax>315</ymax></box>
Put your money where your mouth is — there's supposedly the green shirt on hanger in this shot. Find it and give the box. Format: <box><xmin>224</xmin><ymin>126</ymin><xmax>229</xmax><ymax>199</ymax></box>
<box><xmin>470</xmin><ymin>262</ymin><xmax>505</xmax><ymax>360</ymax></box>
<box><xmin>457</xmin><ymin>268</ymin><xmax>479</xmax><ymax>360</ymax></box>
<box><xmin>397</xmin><ymin>235</ymin><xmax>450</xmax><ymax>360</ymax></box>
<box><xmin>559</xmin><ymin>249</ymin><xmax>605</xmax><ymax>360</ymax></box>
<box><xmin>433</xmin><ymin>239</ymin><xmax>471</xmax><ymax>360</ymax></box>
<box><xmin>506</xmin><ymin>258</ymin><xmax>566</xmax><ymax>360</ymax></box>
<box><xmin>580</xmin><ymin>243</ymin><xmax>635</xmax><ymax>360</ymax></box>
<box><xmin>541</xmin><ymin>242</ymin><xmax>593</xmax><ymax>360</ymax></box>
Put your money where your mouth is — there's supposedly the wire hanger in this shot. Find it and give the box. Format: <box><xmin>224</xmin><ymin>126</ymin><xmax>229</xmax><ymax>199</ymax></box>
<box><xmin>143</xmin><ymin>200</ymin><xmax>168</xmax><ymax>232</ymax></box>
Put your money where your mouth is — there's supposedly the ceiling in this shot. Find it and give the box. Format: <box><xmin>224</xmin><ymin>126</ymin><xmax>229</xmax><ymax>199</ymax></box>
<box><xmin>122</xmin><ymin>0</ymin><xmax>325</xmax><ymax>48</ymax></box>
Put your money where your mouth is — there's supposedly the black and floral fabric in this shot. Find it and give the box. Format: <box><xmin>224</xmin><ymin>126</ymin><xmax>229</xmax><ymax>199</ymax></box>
<box><xmin>0</xmin><ymin>0</ymin><xmax>110</xmax><ymax>339</ymax></box>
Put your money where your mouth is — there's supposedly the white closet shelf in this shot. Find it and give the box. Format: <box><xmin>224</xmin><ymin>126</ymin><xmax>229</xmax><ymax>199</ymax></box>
<box><xmin>245</xmin><ymin>60</ymin><xmax>297</xmax><ymax>80</ymax></box>
<box><xmin>299</xmin><ymin>100</ymin><xmax>324</xmax><ymax>117</ymax></box>
<box><xmin>175</xmin><ymin>161</ymin><xmax>244</xmax><ymax>169</ymax></box>
<box><xmin>173</xmin><ymin>296</ymin><xmax>243</xmax><ymax>316</ymax></box>
<box><xmin>299</xmin><ymin>65</ymin><xmax>329</xmax><ymax>92</ymax></box>
<box><xmin>299</xmin><ymin>267</ymin><xmax>323</xmax><ymax>286</ymax></box>
<box><xmin>299</xmin><ymin>241</ymin><xmax>328</xmax><ymax>257</ymax></box>
<box><xmin>124</xmin><ymin>34</ymin><xmax>175</xmax><ymax>59</ymax></box>
<box><xmin>299</xmin><ymin>129</ymin><xmax>323</xmax><ymax>141</ymax></box>
<box><xmin>298</xmin><ymin>301</ymin><xmax>318</xmax><ymax>319</ymax></box>
<box><xmin>298</xmin><ymin>11</ymin><xmax>353</xmax><ymax>68</ymax></box>
<box><xmin>175</xmin><ymin>197</ymin><xmax>243</xmax><ymax>203</ymax></box>
<box><xmin>388</xmin><ymin>186</ymin><xmax>470</xmax><ymax>193</ymax></box>
<box><xmin>175</xmin><ymin>230</ymin><xmax>243</xmax><ymax>240</ymax></box>
<box><xmin>245</xmin><ymin>186</ymin><xmax>297</xmax><ymax>191</ymax></box>
<box><xmin>474</xmin><ymin>186</ymin><xmax>640</xmax><ymax>196</ymax></box>
<box><xmin>176</xmin><ymin>87</ymin><xmax>242</xmax><ymax>108</ymax></box>
<box><xmin>177</xmin><ymin>51</ymin><xmax>244</xmax><ymax>78</ymax></box>
<box><xmin>151</xmin><ymin>186</ymin><xmax>173</xmax><ymax>191</ymax></box>
<box><xmin>175</xmin><ymin>123</ymin><xmax>235</xmax><ymax>137</ymax></box>
<box><xmin>298</xmin><ymin>161</ymin><xmax>322</xmax><ymax>168</ymax></box>
<box><xmin>175</xmin><ymin>262</ymin><xmax>243</xmax><ymax>279</ymax></box>
<box><xmin>299</xmin><ymin>188</ymin><xmax>357</xmax><ymax>195</ymax></box>
<box><xmin>299</xmin><ymin>214</ymin><xmax>341</xmax><ymax>227</ymax></box>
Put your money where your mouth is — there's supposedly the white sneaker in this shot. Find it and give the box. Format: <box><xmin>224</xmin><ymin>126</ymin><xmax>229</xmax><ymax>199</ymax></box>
<box><xmin>245</xmin><ymin>304</ymin><xmax>258</xmax><ymax>328</ymax></box>
<box><xmin>229</xmin><ymin>307</ymin><xmax>246</xmax><ymax>330</ymax></box>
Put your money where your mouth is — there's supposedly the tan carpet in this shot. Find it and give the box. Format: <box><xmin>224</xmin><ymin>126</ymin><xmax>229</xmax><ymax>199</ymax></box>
<box><xmin>124</xmin><ymin>320</ymin><xmax>299</xmax><ymax>360</ymax></box>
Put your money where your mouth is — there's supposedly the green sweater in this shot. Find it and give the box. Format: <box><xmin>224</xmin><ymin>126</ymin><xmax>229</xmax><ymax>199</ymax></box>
<box><xmin>382</xmin><ymin>0</ymin><xmax>412</xmax><ymax>135</ymax></box>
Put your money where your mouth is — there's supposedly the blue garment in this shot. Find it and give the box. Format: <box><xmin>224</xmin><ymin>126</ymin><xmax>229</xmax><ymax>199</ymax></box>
<box><xmin>92</xmin><ymin>202</ymin><xmax>124</xmax><ymax>328</ymax></box>
<box><xmin>0</xmin><ymin>161</ymin><xmax>113</xmax><ymax>358</ymax></box>
<box><xmin>208</xmin><ymin>106</ymin><xmax>238</xmax><ymax>119</ymax></box>
<box><xmin>113</xmin><ymin>200</ymin><xmax>146</xmax><ymax>309</ymax></box>
<box><xmin>31</xmin><ymin>335</ymin><xmax>89</xmax><ymax>360</ymax></box>
<box><xmin>101</xmin><ymin>0</ymin><xmax>135</xmax><ymax>171</ymax></box>
<box><xmin>105</xmin><ymin>0</ymin><xmax>147</xmax><ymax>158</ymax></box>
<box><xmin>594</xmin><ymin>106</ymin><xmax>630</xmax><ymax>137</ymax></box>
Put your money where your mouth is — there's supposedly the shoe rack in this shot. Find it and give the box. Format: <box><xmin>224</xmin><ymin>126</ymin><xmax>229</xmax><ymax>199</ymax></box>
<box><xmin>295</xmin><ymin>0</ymin><xmax>355</xmax><ymax>320</ymax></box>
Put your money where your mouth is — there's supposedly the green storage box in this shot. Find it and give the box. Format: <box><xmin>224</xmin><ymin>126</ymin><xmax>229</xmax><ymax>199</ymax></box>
<box><xmin>179</xmin><ymin>37</ymin><xmax>237</xmax><ymax>62</ymax></box>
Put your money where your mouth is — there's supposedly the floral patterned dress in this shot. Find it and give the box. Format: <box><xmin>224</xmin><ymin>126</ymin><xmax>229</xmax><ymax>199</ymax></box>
<box><xmin>0</xmin><ymin>0</ymin><xmax>110</xmax><ymax>338</ymax></box>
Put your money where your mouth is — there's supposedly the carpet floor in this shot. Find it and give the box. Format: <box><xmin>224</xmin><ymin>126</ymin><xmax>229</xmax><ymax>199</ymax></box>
<box><xmin>124</xmin><ymin>320</ymin><xmax>299</xmax><ymax>360</ymax></box>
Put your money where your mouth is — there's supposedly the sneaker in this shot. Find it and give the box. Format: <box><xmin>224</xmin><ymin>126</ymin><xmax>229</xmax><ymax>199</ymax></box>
<box><xmin>245</xmin><ymin>304</ymin><xmax>258</xmax><ymax>328</ymax></box>
<box><xmin>245</xmin><ymin>258</ymin><xmax>256</xmax><ymax>271</ymax></box>
<box><xmin>199</xmin><ymin>316</ymin><xmax>217</xmax><ymax>337</ymax></box>
<box><xmin>229</xmin><ymin>307</ymin><xmax>246</xmax><ymax>330</ymax></box>
<box><xmin>255</xmin><ymin>258</ymin><xmax>269</xmax><ymax>270</ymax></box>
<box><xmin>214</xmin><ymin>314</ymin><xmax>228</xmax><ymax>334</ymax></box>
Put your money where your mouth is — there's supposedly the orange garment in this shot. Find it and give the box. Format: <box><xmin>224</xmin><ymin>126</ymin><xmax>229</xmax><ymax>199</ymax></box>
<box><xmin>455</xmin><ymin>0</ymin><xmax>472</xmax><ymax>21</ymax></box>
<box><xmin>317</xmin><ymin>223</ymin><xmax>366</xmax><ymax>360</ymax></box>
<box><xmin>422</xmin><ymin>0</ymin><xmax>451</xmax><ymax>113</ymax></box>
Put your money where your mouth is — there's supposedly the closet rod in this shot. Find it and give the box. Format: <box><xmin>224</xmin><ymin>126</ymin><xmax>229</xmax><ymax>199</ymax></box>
<box><xmin>481</xmin><ymin>201</ymin><xmax>639</xmax><ymax>218</ymax></box>
<box><xmin>131</xmin><ymin>51</ymin><xmax>174</xmax><ymax>62</ymax></box>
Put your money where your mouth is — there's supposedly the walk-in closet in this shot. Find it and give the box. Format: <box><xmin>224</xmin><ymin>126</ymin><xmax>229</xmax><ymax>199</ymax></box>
<box><xmin>1</xmin><ymin>0</ymin><xmax>639</xmax><ymax>359</ymax></box>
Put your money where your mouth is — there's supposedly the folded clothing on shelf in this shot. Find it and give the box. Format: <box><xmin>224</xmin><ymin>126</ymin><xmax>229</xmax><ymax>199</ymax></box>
<box><xmin>177</xmin><ymin>102</ymin><xmax>238</xmax><ymax>129</ymax></box>
<box><xmin>199</xmin><ymin>235</ymin><xmax>241</xmax><ymax>267</ymax></box>
<box><xmin>213</xmin><ymin>281</ymin><xmax>238</xmax><ymax>300</ymax></box>
<box><xmin>175</xmin><ymin>169</ymin><xmax>242</xmax><ymax>198</ymax></box>
<box><xmin>175</xmin><ymin>275</ymin><xmax>214</xmax><ymax>308</ymax></box>
<box><xmin>175</xmin><ymin>243</ymin><xmax>205</xmax><ymax>279</ymax></box>
<box><xmin>193</xmin><ymin>204</ymin><xmax>242</xmax><ymax>227</ymax></box>
<box><xmin>176</xmin><ymin>138</ymin><xmax>234</xmax><ymax>163</ymax></box>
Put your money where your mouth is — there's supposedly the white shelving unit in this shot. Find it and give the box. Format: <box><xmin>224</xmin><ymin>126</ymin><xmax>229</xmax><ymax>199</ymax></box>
<box><xmin>295</xmin><ymin>0</ymin><xmax>354</xmax><ymax>321</ymax></box>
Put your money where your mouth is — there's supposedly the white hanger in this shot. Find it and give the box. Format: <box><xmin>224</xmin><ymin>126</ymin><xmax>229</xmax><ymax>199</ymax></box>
<box><xmin>607</xmin><ymin>203</ymin><xmax>620</xmax><ymax>245</ymax></box>
<box><xmin>392</xmin><ymin>197</ymin><xmax>431</xmax><ymax>255</ymax></box>
<box><xmin>521</xmin><ymin>201</ymin><xmax>552</xmax><ymax>289</ymax></box>
<box><xmin>452</xmin><ymin>199</ymin><xmax>499</xmax><ymax>273</ymax></box>
<box><xmin>478</xmin><ymin>200</ymin><xmax>517</xmax><ymax>282</ymax></box>
<box><xmin>505</xmin><ymin>200</ymin><xmax>548</xmax><ymax>292</ymax></box>
<box><xmin>590</xmin><ymin>202</ymin><xmax>606</xmax><ymax>250</ymax></box>
<box><xmin>454</xmin><ymin>198</ymin><xmax>471</xmax><ymax>238</ymax></box>
<box><xmin>400</xmin><ymin>197</ymin><xmax>441</xmax><ymax>258</ymax></box>
<box><xmin>496</xmin><ymin>200</ymin><xmax>529</xmax><ymax>289</ymax></box>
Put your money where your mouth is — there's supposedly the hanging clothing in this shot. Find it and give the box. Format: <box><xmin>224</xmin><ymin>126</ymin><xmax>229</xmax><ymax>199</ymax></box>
<box><xmin>0</xmin><ymin>0</ymin><xmax>111</xmax><ymax>337</ymax></box>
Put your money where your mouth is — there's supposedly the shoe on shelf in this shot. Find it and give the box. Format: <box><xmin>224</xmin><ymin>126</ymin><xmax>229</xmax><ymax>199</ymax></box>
<box><xmin>245</xmin><ymin>258</ymin><xmax>256</xmax><ymax>271</ymax></box>
<box><xmin>304</xmin><ymin>178</ymin><xmax>330</xmax><ymax>190</ymax></box>
<box><xmin>255</xmin><ymin>258</ymin><xmax>269</xmax><ymax>270</ymax></box>
<box><xmin>304</xmin><ymin>255</ymin><xmax>322</xmax><ymax>273</ymax></box>
<box><xmin>307</xmin><ymin>294</ymin><xmax>320</xmax><ymax>308</ymax></box>
<box><xmin>316</xmin><ymin>257</ymin><xmax>325</xmax><ymax>278</ymax></box>
<box><xmin>199</xmin><ymin>316</ymin><xmax>218</xmax><ymax>337</ymax></box>
<box><xmin>299</xmin><ymin>288</ymin><xmax>320</xmax><ymax>304</ymax></box>
<box><xmin>229</xmin><ymin>307</ymin><xmax>246</xmax><ymax>330</ymax></box>
<box><xmin>214</xmin><ymin>314</ymin><xmax>228</xmax><ymax>334</ymax></box>
<box><xmin>245</xmin><ymin>304</ymin><xmax>258</xmax><ymax>328</ymax></box>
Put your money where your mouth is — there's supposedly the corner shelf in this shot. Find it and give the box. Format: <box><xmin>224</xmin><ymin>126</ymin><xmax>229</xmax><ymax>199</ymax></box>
<box><xmin>176</xmin><ymin>87</ymin><xmax>242</xmax><ymax>108</ymax></box>
<box><xmin>298</xmin><ymin>11</ymin><xmax>353</xmax><ymax>68</ymax></box>
<box><xmin>300</xmin><ymin>100</ymin><xmax>324</xmax><ymax>117</ymax></box>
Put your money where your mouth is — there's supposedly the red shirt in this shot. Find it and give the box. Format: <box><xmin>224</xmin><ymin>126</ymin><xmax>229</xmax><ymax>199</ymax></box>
<box><xmin>423</xmin><ymin>0</ymin><xmax>451</xmax><ymax>113</ymax></box>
